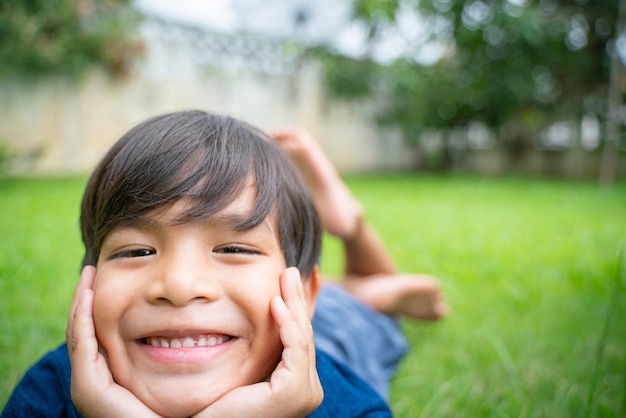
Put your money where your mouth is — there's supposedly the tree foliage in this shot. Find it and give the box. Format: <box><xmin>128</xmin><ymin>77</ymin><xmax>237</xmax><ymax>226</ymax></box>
<box><xmin>0</xmin><ymin>0</ymin><xmax>142</xmax><ymax>78</ymax></box>
<box><xmin>318</xmin><ymin>0</ymin><xmax>619</xmax><ymax>161</ymax></box>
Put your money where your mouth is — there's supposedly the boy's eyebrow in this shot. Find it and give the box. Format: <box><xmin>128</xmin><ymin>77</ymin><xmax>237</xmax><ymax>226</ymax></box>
<box><xmin>116</xmin><ymin>215</ymin><xmax>161</xmax><ymax>231</ymax></box>
<box><xmin>206</xmin><ymin>212</ymin><xmax>269</xmax><ymax>232</ymax></box>
<box><xmin>114</xmin><ymin>209</ymin><xmax>271</xmax><ymax>233</ymax></box>
<box><xmin>207</xmin><ymin>212</ymin><xmax>245</xmax><ymax>226</ymax></box>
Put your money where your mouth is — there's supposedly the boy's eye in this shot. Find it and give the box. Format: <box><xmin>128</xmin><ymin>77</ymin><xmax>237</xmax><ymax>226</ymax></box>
<box><xmin>112</xmin><ymin>248</ymin><xmax>156</xmax><ymax>259</ymax></box>
<box><xmin>216</xmin><ymin>245</ymin><xmax>258</xmax><ymax>255</ymax></box>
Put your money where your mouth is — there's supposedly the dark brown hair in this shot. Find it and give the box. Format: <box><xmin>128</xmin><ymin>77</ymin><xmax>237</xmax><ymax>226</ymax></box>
<box><xmin>80</xmin><ymin>110</ymin><xmax>321</xmax><ymax>277</ymax></box>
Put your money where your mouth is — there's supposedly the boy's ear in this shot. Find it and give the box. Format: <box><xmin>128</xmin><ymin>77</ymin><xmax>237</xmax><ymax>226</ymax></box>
<box><xmin>302</xmin><ymin>266</ymin><xmax>321</xmax><ymax>319</ymax></box>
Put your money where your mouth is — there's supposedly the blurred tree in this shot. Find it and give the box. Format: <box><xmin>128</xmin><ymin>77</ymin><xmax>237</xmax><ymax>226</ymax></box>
<box><xmin>600</xmin><ymin>0</ymin><xmax>626</xmax><ymax>187</ymax></box>
<box><xmin>0</xmin><ymin>0</ymin><xmax>142</xmax><ymax>78</ymax></box>
<box><xmin>317</xmin><ymin>0</ymin><xmax>620</xmax><ymax>170</ymax></box>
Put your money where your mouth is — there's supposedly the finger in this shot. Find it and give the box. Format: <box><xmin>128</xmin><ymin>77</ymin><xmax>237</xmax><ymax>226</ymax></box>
<box><xmin>271</xmin><ymin>274</ymin><xmax>323</xmax><ymax>411</ymax></box>
<box><xmin>66</xmin><ymin>266</ymin><xmax>96</xmax><ymax>342</ymax></box>
<box><xmin>68</xmin><ymin>266</ymin><xmax>96</xmax><ymax>325</ymax></box>
<box><xmin>68</xmin><ymin>286</ymin><xmax>98</xmax><ymax>362</ymax></box>
<box><xmin>271</xmin><ymin>294</ymin><xmax>322</xmax><ymax>405</ymax></box>
<box><xmin>280</xmin><ymin>267</ymin><xmax>310</xmax><ymax>328</ymax></box>
<box><xmin>274</xmin><ymin>268</ymin><xmax>317</xmax><ymax>377</ymax></box>
<box><xmin>281</xmin><ymin>267</ymin><xmax>315</xmax><ymax>349</ymax></box>
<box><xmin>279</xmin><ymin>268</ymin><xmax>316</xmax><ymax>369</ymax></box>
<box><xmin>271</xmin><ymin>293</ymin><xmax>309</xmax><ymax>365</ymax></box>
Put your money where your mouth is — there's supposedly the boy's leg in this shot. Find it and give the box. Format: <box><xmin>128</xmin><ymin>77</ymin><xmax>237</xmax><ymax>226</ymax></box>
<box><xmin>341</xmin><ymin>273</ymin><xmax>448</xmax><ymax>321</ymax></box>
<box><xmin>273</xmin><ymin>129</ymin><xmax>448</xmax><ymax>321</ymax></box>
<box><xmin>271</xmin><ymin>128</ymin><xmax>365</xmax><ymax>241</ymax></box>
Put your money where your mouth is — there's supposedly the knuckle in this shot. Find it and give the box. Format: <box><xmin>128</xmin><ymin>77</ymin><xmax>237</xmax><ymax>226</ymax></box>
<box><xmin>296</xmin><ymin>334</ymin><xmax>310</xmax><ymax>351</ymax></box>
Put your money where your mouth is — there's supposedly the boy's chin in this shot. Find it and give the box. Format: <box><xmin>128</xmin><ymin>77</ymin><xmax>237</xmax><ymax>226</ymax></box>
<box><xmin>150</xmin><ymin>398</ymin><xmax>211</xmax><ymax>418</ymax></box>
<box><xmin>117</xmin><ymin>368</ymin><xmax>272</xmax><ymax>417</ymax></box>
<box><xmin>136</xmin><ymin>383</ymin><xmax>223</xmax><ymax>418</ymax></box>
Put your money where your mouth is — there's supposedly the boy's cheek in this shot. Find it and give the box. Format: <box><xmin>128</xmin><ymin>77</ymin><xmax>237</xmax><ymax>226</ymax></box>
<box><xmin>91</xmin><ymin>293</ymin><xmax>116</xmax><ymax>353</ymax></box>
<box><xmin>91</xmin><ymin>272</ymin><xmax>130</xmax><ymax>358</ymax></box>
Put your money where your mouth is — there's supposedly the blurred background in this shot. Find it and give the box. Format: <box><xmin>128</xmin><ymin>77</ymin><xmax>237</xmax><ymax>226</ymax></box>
<box><xmin>0</xmin><ymin>0</ymin><xmax>624</xmax><ymax>182</ymax></box>
<box><xmin>1</xmin><ymin>1</ymin><xmax>625</xmax><ymax>416</ymax></box>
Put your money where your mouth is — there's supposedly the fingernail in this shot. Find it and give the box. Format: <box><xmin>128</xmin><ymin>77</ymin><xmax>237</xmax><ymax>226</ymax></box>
<box><xmin>286</xmin><ymin>267</ymin><xmax>302</xmax><ymax>291</ymax></box>
<box><xmin>293</xmin><ymin>267</ymin><xmax>304</xmax><ymax>282</ymax></box>
<box><xmin>287</xmin><ymin>267</ymin><xmax>297</xmax><ymax>279</ymax></box>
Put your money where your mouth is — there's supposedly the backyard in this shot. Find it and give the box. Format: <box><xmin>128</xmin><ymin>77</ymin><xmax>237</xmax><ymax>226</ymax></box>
<box><xmin>0</xmin><ymin>174</ymin><xmax>624</xmax><ymax>416</ymax></box>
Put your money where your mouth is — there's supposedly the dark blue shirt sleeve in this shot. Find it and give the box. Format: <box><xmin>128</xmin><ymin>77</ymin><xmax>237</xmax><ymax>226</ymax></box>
<box><xmin>1</xmin><ymin>344</ymin><xmax>81</xmax><ymax>418</ymax></box>
<box><xmin>309</xmin><ymin>350</ymin><xmax>393</xmax><ymax>417</ymax></box>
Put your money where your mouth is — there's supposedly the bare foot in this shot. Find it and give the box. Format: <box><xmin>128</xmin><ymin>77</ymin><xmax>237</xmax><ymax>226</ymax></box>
<box><xmin>342</xmin><ymin>274</ymin><xmax>449</xmax><ymax>321</ymax></box>
<box><xmin>272</xmin><ymin>128</ymin><xmax>363</xmax><ymax>240</ymax></box>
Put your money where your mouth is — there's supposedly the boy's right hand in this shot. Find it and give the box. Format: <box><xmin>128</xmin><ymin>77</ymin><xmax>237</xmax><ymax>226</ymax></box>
<box><xmin>66</xmin><ymin>266</ymin><xmax>163</xmax><ymax>417</ymax></box>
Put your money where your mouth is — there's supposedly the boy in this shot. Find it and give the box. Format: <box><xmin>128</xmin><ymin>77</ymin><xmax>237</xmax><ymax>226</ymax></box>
<box><xmin>2</xmin><ymin>111</ymin><xmax>446</xmax><ymax>417</ymax></box>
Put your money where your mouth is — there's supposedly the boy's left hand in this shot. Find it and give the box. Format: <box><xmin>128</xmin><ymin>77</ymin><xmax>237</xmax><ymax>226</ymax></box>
<box><xmin>193</xmin><ymin>267</ymin><xmax>324</xmax><ymax>418</ymax></box>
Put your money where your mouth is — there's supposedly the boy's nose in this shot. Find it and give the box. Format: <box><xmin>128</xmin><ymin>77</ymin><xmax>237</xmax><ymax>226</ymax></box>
<box><xmin>145</xmin><ymin>250</ymin><xmax>221</xmax><ymax>307</ymax></box>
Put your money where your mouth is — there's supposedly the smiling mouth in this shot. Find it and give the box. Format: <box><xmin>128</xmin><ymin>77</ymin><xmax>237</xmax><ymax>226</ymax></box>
<box><xmin>142</xmin><ymin>335</ymin><xmax>234</xmax><ymax>349</ymax></box>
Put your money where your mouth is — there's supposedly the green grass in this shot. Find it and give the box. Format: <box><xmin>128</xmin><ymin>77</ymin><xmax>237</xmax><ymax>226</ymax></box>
<box><xmin>1</xmin><ymin>174</ymin><xmax>625</xmax><ymax>416</ymax></box>
<box><xmin>0</xmin><ymin>177</ymin><xmax>85</xmax><ymax>401</ymax></box>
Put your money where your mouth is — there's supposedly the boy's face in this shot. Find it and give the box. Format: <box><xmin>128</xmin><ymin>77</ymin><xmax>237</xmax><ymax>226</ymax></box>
<box><xmin>92</xmin><ymin>184</ymin><xmax>315</xmax><ymax>417</ymax></box>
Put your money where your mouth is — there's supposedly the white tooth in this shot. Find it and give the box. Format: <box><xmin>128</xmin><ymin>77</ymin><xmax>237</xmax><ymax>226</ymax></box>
<box><xmin>150</xmin><ymin>338</ymin><xmax>160</xmax><ymax>347</ymax></box>
<box><xmin>183</xmin><ymin>338</ymin><xmax>195</xmax><ymax>347</ymax></box>
<box><xmin>208</xmin><ymin>336</ymin><xmax>217</xmax><ymax>346</ymax></box>
<box><xmin>170</xmin><ymin>339</ymin><xmax>182</xmax><ymax>348</ymax></box>
<box><xmin>160</xmin><ymin>339</ymin><xmax>170</xmax><ymax>348</ymax></box>
<box><xmin>216</xmin><ymin>336</ymin><xmax>224</xmax><ymax>344</ymax></box>
<box><xmin>198</xmin><ymin>336</ymin><xmax>207</xmax><ymax>347</ymax></box>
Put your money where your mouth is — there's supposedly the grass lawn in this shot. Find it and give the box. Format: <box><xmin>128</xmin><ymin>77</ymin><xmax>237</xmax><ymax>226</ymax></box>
<box><xmin>1</xmin><ymin>174</ymin><xmax>625</xmax><ymax>416</ymax></box>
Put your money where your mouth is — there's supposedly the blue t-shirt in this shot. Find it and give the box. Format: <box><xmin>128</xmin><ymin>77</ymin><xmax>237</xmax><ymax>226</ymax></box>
<box><xmin>1</xmin><ymin>343</ymin><xmax>391</xmax><ymax>417</ymax></box>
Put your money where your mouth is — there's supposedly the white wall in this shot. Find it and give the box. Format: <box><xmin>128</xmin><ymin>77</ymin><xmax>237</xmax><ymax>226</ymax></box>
<box><xmin>0</xmin><ymin>59</ymin><xmax>415</xmax><ymax>175</ymax></box>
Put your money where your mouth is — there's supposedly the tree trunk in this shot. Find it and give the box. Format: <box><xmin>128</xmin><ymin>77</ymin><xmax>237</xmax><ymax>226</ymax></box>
<box><xmin>599</xmin><ymin>0</ymin><xmax>626</xmax><ymax>187</ymax></box>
